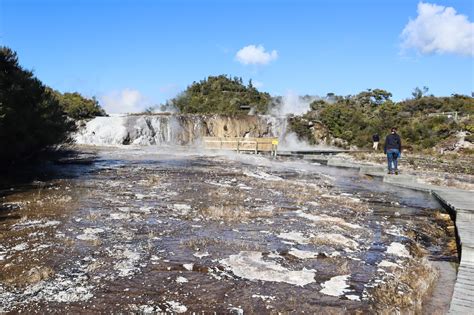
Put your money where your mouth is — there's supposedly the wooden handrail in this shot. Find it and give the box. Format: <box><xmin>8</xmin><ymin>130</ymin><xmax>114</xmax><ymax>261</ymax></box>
<box><xmin>203</xmin><ymin>137</ymin><xmax>278</xmax><ymax>155</ymax></box>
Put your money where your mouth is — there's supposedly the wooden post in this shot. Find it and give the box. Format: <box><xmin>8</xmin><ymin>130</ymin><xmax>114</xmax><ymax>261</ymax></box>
<box><xmin>271</xmin><ymin>139</ymin><xmax>279</xmax><ymax>158</ymax></box>
<box><xmin>255</xmin><ymin>141</ymin><xmax>258</xmax><ymax>154</ymax></box>
<box><xmin>237</xmin><ymin>139</ymin><xmax>240</xmax><ymax>154</ymax></box>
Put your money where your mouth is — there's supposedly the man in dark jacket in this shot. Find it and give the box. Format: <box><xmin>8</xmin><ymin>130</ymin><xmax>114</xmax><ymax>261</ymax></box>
<box><xmin>384</xmin><ymin>128</ymin><xmax>402</xmax><ymax>175</ymax></box>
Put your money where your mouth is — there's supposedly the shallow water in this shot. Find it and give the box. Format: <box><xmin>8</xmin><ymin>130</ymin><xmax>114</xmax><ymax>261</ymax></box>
<box><xmin>0</xmin><ymin>147</ymin><xmax>458</xmax><ymax>313</ymax></box>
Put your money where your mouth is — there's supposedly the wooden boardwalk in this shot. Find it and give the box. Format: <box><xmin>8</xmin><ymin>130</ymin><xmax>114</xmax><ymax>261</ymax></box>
<box><xmin>432</xmin><ymin>190</ymin><xmax>474</xmax><ymax>314</ymax></box>
<box><xmin>301</xmin><ymin>156</ymin><xmax>474</xmax><ymax>314</ymax></box>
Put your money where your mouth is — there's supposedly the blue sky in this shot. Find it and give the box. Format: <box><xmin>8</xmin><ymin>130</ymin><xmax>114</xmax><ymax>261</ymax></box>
<box><xmin>1</xmin><ymin>0</ymin><xmax>473</xmax><ymax>113</ymax></box>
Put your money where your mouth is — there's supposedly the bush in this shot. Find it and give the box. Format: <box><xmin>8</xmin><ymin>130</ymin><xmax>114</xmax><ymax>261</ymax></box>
<box><xmin>465</xmin><ymin>134</ymin><xmax>474</xmax><ymax>143</ymax></box>
<box><xmin>300</xmin><ymin>92</ymin><xmax>474</xmax><ymax>150</ymax></box>
<box><xmin>169</xmin><ymin>75</ymin><xmax>271</xmax><ymax>114</ymax></box>
<box><xmin>53</xmin><ymin>91</ymin><xmax>106</xmax><ymax>120</ymax></box>
<box><xmin>460</xmin><ymin>117</ymin><xmax>474</xmax><ymax>133</ymax></box>
<box><xmin>288</xmin><ymin>116</ymin><xmax>317</xmax><ymax>144</ymax></box>
<box><xmin>0</xmin><ymin>47</ymin><xmax>75</xmax><ymax>165</ymax></box>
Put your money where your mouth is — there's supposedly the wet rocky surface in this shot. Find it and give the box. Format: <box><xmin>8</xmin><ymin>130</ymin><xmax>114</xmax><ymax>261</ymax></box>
<box><xmin>0</xmin><ymin>147</ymin><xmax>458</xmax><ymax>313</ymax></box>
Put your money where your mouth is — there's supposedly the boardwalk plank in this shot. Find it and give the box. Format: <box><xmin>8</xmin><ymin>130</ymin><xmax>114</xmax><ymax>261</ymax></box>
<box><xmin>451</xmin><ymin>288</ymin><xmax>474</xmax><ymax>299</ymax></box>
<box><xmin>451</xmin><ymin>296</ymin><xmax>474</xmax><ymax>307</ymax></box>
<box><xmin>449</xmin><ymin>304</ymin><xmax>472</xmax><ymax>315</ymax></box>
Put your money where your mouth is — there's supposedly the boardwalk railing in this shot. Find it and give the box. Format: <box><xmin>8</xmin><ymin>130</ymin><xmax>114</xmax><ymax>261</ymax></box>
<box><xmin>203</xmin><ymin>137</ymin><xmax>279</xmax><ymax>155</ymax></box>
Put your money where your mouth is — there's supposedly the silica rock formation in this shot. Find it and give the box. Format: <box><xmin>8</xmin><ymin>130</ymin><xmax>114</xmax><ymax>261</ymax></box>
<box><xmin>74</xmin><ymin>114</ymin><xmax>287</xmax><ymax>146</ymax></box>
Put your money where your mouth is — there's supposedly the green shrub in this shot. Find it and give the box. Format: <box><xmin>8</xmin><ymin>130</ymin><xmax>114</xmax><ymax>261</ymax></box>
<box><xmin>296</xmin><ymin>91</ymin><xmax>473</xmax><ymax>150</ymax></box>
<box><xmin>53</xmin><ymin>91</ymin><xmax>106</xmax><ymax>120</ymax></box>
<box><xmin>170</xmin><ymin>75</ymin><xmax>271</xmax><ymax>114</ymax></box>
<box><xmin>288</xmin><ymin>116</ymin><xmax>316</xmax><ymax>144</ymax></box>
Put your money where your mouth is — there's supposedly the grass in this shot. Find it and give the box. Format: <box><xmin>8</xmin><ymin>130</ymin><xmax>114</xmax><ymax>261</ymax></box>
<box><xmin>370</xmin><ymin>258</ymin><xmax>438</xmax><ymax>313</ymax></box>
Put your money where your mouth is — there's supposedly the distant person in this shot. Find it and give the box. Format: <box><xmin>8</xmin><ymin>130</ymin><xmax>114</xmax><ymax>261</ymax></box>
<box><xmin>372</xmin><ymin>133</ymin><xmax>380</xmax><ymax>150</ymax></box>
<box><xmin>384</xmin><ymin>128</ymin><xmax>402</xmax><ymax>175</ymax></box>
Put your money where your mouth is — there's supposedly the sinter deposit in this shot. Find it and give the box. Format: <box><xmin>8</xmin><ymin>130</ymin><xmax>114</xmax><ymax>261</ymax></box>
<box><xmin>74</xmin><ymin>114</ymin><xmax>288</xmax><ymax>146</ymax></box>
<box><xmin>0</xmin><ymin>147</ymin><xmax>458</xmax><ymax>313</ymax></box>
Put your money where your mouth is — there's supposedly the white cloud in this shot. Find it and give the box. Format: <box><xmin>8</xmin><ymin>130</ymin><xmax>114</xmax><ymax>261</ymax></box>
<box><xmin>100</xmin><ymin>88</ymin><xmax>148</xmax><ymax>114</ymax></box>
<box><xmin>235</xmin><ymin>44</ymin><xmax>278</xmax><ymax>65</ymax></box>
<box><xmin>401</xmin><ymin>2</ymin><xmax>474</xmax><ymax>56</ymax></box>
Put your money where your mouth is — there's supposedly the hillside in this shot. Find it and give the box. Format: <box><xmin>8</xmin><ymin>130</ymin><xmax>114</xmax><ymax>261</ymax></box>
<box><xmin>166</xmin><ymin>75</ymin><xmax>272</xmax><ymax>114</ymax></box>
<box><xmin>288</xmin><ymin>90</ymin><xmax>474</xmax><ymax>152</ymax></box>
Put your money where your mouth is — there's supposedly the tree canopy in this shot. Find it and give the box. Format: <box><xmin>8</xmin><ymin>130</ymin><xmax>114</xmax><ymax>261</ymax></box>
<box><xmin>169</xmin><ymin>75</ymin><xmax>271</xmax><ymax>114</ymax></box>
<box><xmin>0</xmin><ymin>46</ymin><xmax>75</xmax><ymax>165</ymax></box>
<box><xmin>290</xmin><ymin>89</ymin><xmax>474</xmax><ymax>150</ymax></box>
<box><xmin>50</xmin><ymin>91</ymin><xmax>106</xmax><ymax>120</ymax></box>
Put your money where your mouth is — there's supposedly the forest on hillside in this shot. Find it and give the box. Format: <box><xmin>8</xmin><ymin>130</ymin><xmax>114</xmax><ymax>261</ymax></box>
<box><xmin>161</xmin><ymin>75</ymin><xmax>272</xmax><ymax>114</ymax></box>
<box><xmin>288</xmin><ymin>89</ymin><xmax>474</xmax><ymax>151</ymax></box>
<box><xmin>160</xmin><ymin>75</ymin><xmax>473</xmax><ymax>151</ymax></box>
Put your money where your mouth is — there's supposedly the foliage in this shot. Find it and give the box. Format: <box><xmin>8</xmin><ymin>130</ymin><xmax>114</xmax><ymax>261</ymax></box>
<box><xmin>290</xmin><ymin>89</ymin><xmax>474</xmax><ymax>150</ymax></box>
<box><xmin>460</xmin><ymin>116</ymin><xmax>474</xmax><ymax>133</ymax></box>
<box><xmin>287</xmin><ymin>115</ymin><xmax>318</xmax><ymax>145</ymax></box>
<box><xmin>411</xmin><ymin>86</ymin><xmax>430</xmax><ymax>99</ymax></box>
<box><xmin>0</xmin><ymin>46</ymin><xmax>75</xmax><ymax>165</ymax></box>
<box><xmin>354</xmin><ymin>88</ymin><xmax>393</xmax><ymax>106</ymax></box>
<box><xmin>52</xmin><ymin>91</ymin><xmax>106</xmax><ymax>120</ymax></box>
<box><xmin>309</xmin><ymin>99</ymin><xmax>327</xmax><ymax>111</ymax></box>
<box><xmin>466</xmin><ymin>134</ymin><xmax>474</xmax><ymax>143</ymax></box>
<box><xmin>400</xmin><ymin>94</ymin><xmax>474</xmax><ymax>114</ymax></box>
<box><xmin>169</xmin><ymin>75</ymin><xmax>271</xmax><ymax>114</ymax></box>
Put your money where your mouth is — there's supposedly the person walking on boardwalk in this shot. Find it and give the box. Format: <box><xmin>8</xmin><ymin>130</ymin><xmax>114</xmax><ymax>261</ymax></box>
<box><xmin>384</xmin><ymin>128</ymin><xmax>402</xmax><ymax>175</ymax></box>
<box><xmin>372</xmin><ymin>133</ymin><xmax>380</xmax><ymax>150</ymax></box>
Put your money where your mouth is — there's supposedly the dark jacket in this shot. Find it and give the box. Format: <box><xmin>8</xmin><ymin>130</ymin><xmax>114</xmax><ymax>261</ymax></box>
<box><xmin>384</xmin><ymin>133</ymin><xmax>401</xmax><ymax>153</ymax></box>
<box><xmin>372</xmin><ymin>134</ymin><xmax>380</xmax><ymax>142</ymax></box>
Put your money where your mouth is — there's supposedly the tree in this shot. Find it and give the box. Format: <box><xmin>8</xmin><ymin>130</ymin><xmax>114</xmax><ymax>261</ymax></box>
<box><xmin>412</xmin><ymin>86</ymin><xmax>429</xmax><ymax>99</ymax></box>
<box><xmin>52</xmin><ymin>91</ymin><xmax>106</xmax><ymax>120</ymax></box>
<box><xmin>169</xmin><ymin>75</ymin><xmax>271</xmax><ymax>114</ymax></box>
<box><xmin>355</xmin><ymin>89</ymin><xmax>392</xmax><ymax>106</ymax></box>
<box><xmin>371</xmin><ymin>89</ymin><xmax>392</xmax><ymax>105</ymax></box>
<box><xmin>310</xmin><ymin>99</ymin><xmax>327</xmax><ymax>111</ymax></box>
<box><xmin>0</xmin><ymin>46</ymin><xmax>75</xmax><ymax>165</ymax></box>
<box><xmin>248</xmin><ymin>79</ymin><xmax>253</xmax><ymax>89</ymax></box>
<box><xmin>291</xmin><ymin>88</ymin><xmax>474</xmax><ymax>150</ymax></box>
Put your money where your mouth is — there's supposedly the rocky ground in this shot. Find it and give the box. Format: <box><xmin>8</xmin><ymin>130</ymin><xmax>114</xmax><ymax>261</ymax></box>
<box><xmin>0</xmin><ymin>147</ymin><xmax>458</xmax><ymax>313</ymax></box>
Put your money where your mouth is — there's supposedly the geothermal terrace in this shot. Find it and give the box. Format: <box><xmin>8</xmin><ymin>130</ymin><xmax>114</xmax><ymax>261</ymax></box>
<box><xmin>0</xmin><ymin>115</ymin><xmax>471</xmax><ymax>313</ymax></box>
